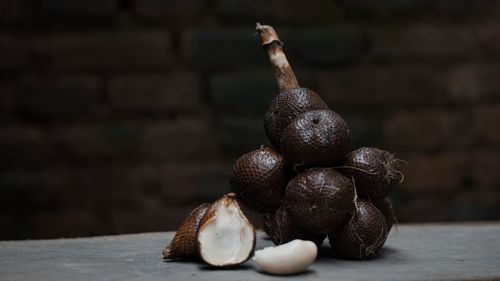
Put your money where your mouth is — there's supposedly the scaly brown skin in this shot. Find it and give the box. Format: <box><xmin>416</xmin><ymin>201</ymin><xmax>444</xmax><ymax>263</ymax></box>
<box><xmin>162</xmin><ymin>203</ymin><xmax>210</xmax><ymax>259</ymax></box>
<box><xmin>284</xmin><ymin>168</ymin><xmax>355</xmax><ymax>234</ymax></box>
<box><xmin>281</xmin><ymin>109</ymin><xmax>351</xmax><ymax>169</ymax></box>
<box><xmin>329</xmin><ymin>200</ymin><xmax>388</xmax><ymax>259</ymax></box>
<box><xmin>229</xmin><ymin>146</ymin><xmax>289</xmax><ymax>213</ymax></box>
<box><xmin>264</xmin><ymin>88</ymin><xmax>329</xmax><ymax>150</ymax></box>
<box><xmin>370</xmin><ymin>198</ymin><xmax>395</xmax><ymax>232</ymax></box>
<box><xmin>256</xmin><ymin>23</ymin><xmax>329</xmax><ymax>150</ymax></box>
<box><xmin>263</xmin><ymin>206</ymin><xmax>326</xmax><ymax>246</ymax></box>
<box><xmin>342</xmin><ymin>147</ymin><xmax>404</xmax><ymax>200</ymax></box>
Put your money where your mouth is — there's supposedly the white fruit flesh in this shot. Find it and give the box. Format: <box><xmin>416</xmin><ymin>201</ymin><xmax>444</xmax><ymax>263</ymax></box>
<box><xmin>198</xmin><ymin>200</ymin><xmax>255</xmax><ymax>266</ymax></box>
<box><xmin>254</xmin><ymin>239</ymin><xmax>317</xmax><ymax>275</ymax></box>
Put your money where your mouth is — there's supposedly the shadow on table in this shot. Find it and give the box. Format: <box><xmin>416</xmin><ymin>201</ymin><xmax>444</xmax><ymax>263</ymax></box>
<box><xmin>316</xmin><ymin>245</ymin><xmax>400</xmax><ymax>261</ymax></box>
<box><xmin>198</xmin><ymin>264</ymin><xmax>253</xmax><ymax>271</ymax></box>
<box><xmin>254</xmin><ymin>269</ymin><xmax>316</xmax><ymax>277</ymax></box>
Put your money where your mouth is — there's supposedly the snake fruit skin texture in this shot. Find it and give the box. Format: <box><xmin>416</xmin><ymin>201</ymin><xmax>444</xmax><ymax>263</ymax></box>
<box><xmin>281</xmin><ymin>109</ymin><xmax>351</xmax><ymax>168</ymax></box>
<box><xmin>344</xmin><ymin>147</ymin><xmax>403</xmax><ymax>200</ymax></box>
<box><xmin>371</xmin><ymin>198</ymin><xmax>394</xmax><ymax>232</ymax></box>
<box><xmin>229</xmin><ymin>147</ymin><xmax>288</xmax><ymax>213</ymax></box>
<box><xmin>264</xmin><ymin>87</ymin><xmax>328</xmax><ymax>150</ymax></box>
<box><xmin>163</xmin><ymin>203</ymin><xmax>210</xmax><ymax>259</ymax></box>
<box><xmin>284</xmin><ymin>168</ymin><xmax>354</xmax><ymax>234</ymax></box>
<box><xmin>263</xmin><ymin>206</ymin><xmax>326</xmax><ymax>246</ymax></box>
<box><xmin>330</xmin><ymin>200</ymin><xmax>388</xmax><ymax>259</ymax></box>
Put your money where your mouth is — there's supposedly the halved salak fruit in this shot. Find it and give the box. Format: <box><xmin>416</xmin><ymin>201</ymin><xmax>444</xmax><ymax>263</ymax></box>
<box><xmin>162</xmin><ymin>203</ymin><xmax>210</xmax><ymax>259</ymax></box>
<box><xmin>197</xmin><ymin>193</ymin><xmax>256</xmax><ymax>267</ymax></box>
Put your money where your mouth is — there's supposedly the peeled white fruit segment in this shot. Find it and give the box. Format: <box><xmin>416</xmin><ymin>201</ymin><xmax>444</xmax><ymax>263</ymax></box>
<box><xmin>254</xmin><ymin>239</ymin><xmax>317</xmax><ymax>275</ymax></box>
<box><xmin>197</xmin><ymin>193</ymin><xmax>255</xmax><ymax>267</ymax></box>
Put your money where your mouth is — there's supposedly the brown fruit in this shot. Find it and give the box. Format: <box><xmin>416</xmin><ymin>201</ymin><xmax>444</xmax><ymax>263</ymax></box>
<box><xmin>229</xmin><ymin>146</ymin><xmax>288</xmax><ymax>213</ymax></box>
<box><xmin>329</xmin><ymin>199</ymin><xmax>388</xmax><ymax>259</ymax></box>
<box><xmin>162</xmin><ymin>203</ymin><xmax>210</xmax><ymax>259</ymax></box>
<box><xmin>263</xmin><ymin>206</ymin><xmax>326</xmax><ymax>246</ymax></box>
<box><xmin>343</xmin><ymin>147</ymin><xmax>404</xmax><ymax>199</ymax></box>
<box><xmin>284</xmin><ymin>168</ymin><xmax>354</xmax><ymax>234</ymax></box>
<box><xmin>281</xmin><ymin>109</ymin><xmax>351</xmax><ymax>168</ymax></box>
<box><xmin>371</xmin><ymin>198</ymin><xmax>395</xmax><ymax>232</ymax></box>
<box><xmin>264</xmin><ymin>87</ymin><xmax>329</xmax><ymax>150</ymax></box>
<box><xmin>197</xmin><ymin>193</ymin><xmax>256</xmax><ymax>267</ymax></box>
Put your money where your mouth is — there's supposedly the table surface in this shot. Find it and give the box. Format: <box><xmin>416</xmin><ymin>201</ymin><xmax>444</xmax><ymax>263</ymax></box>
<box><xmin>1</xmin><ymin>222</ymin><xmax>500</xmax><ymax>281</ymax></box>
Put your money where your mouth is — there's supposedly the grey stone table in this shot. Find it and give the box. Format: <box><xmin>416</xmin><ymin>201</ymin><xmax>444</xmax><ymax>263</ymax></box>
<box><xmin>1</xmin><ymin>223</ymin><xmax>500</xmax><ymax>281</ymax></box>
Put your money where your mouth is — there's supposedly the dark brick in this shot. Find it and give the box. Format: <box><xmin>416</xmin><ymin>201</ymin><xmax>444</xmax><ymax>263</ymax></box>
<box><xmin>0</xmin><ymin>82</ymin><xmax>15</xmax><ymax>120</ymax></box>
<box><xmin>0</xmin><ymin>214</ymin><xmax>18</xmax><ymax>240</ymax></box>
<box><xmin>0</xmin><ymin>126</ymin><xmax>58</xmax><ymax>168</ymax></box>
<box><xmin>60</xmin><ymin>166</ymin><xmax>155</xmax><ymax>210</ymax></box>
<box><xmin>0</xmin><ymin>34</ymin><xmax>32</xmax><ymax>70</ymax></box>
<box><xmin>0</xmin><ymin>170</ymin><xmax>40</xmax><ymax>212</ymax></box>
<box><xmin>370</xmin><ymin>24</ymin><xmax>475</xmax><ymax>60</ymax></box>
<box><xmin>29</xmin><ymin>211</ymin><xmax>108</xmax><ymax>239</ymax></box>
<box><xmin>451</xmin><ymin>190</ymin><xmax>500</xmax><ymax>220</ymax></box>
<box><xmin>400</xmin><ymin>152</ymin><xmax>466</xmax><ymax>195</ymax></box>
<box><xmin>17</xmin><ymin>76</ymin><xmax>101</xmax><ymax>118</ymax></box>
<box><xmin>383</xmin><ymin>110</ymin><xmax>472</xmax><ymax>150</ymax></box>
<box><xmin>49</xmin><ymin>31</ymin><xmax>173</xmax><ymax>71</ymax></box>
<box><xmin>111</xmin><ymin>206</ymin><xmax>201</xmax><ymax>233</ymax></box>
<box><xmin>0</xmin><ymin>168</ymin><xmax>72</xmax><ymax>233</ymax></box>
<box><xmin>467</xmin><ymin>150</ymin><xmax>500</xmax><ymax>190</ymax></box>
<box><xmin>141</xmin><ymin>118</ymin><xmax>217</xmax><ymax>162</ymax></box>
<box><xmin>0</xmin><ymin>0</ymin><xmax>31</xmax><ymax>24</ymax></box>
<box><xmin>109</xmin><ymin>71</ymin><xmax>202</xmax><ymax>113</ymax></box>
<box><xmin>53</xmin><ymin>122</ymin><xmax>141</xmax><ymax>163</ymax></box>
<box><xmin>38</xmin><ymin>0</ymin><xmax>118</xmax><ymax>18</ymax></box>
<box><xmin>133</xmin><ymin>0</ymin><xmax>203</xmax><ymax>23</ymax></box>
<box><xmin>473</xmin><ymin>105</ymin><xmax>500</xmax><ymax>146</ymax></box>
<box><xmin>184</xmin><ymin>26</ymin><xmax>366</xmax><ymax>69</ymax></box>
<box><xmin>182</xmin><ymin>28</ymin><xmax>262</xmax><ymax>69</ymax></box>
<box><xmin>209</xmin><ymin>70</ymin><xmax>275</xmax><ymax>115</ymax></box>
<box><xmin>431</xmin><ymin>0</ymin><xmax>472</xmax><ymax>19</ymax></box>
<box><xmin>341</xmin><ymin>113</ymin><xmax>383</xmax><ymax>148</ymax></box>
<box><xmin>479</xmin><ymin>23</ymin><xmax>500</xmax><ymax>58</ymax></box>
<box><xmin>318</xmin><ymin>64</ymin><xmax>442</xmax><ymax>108</ymax></box>
<box><xmin>283</xmin><ymin>26</ymin><xmax>368</xmax><ymax>65</ymax></box>
<box><xmin>57</xmin><ymin>162</ymin><xmax>227</xmax><ymax>211</ymax></box>
<box><xmin>338</xmin><ymin>0</ymin><xmax>428</xmax><ymax>19</ymax></box>
<box><xmin>446</xmin><ymin>63</ymin><xmax>500</xmax><ymax>103</ymax></box>
<box><xmin>157</xmin><ymin>162</ymin><xmax>230</xmax><ymax>205</ymax></box>
<box><xmin>338</xmin><ymin>0</ymin><xmax>477</xmax><ymax>20</ymax></box>
<box><xmin>216</xmin><ymin>115</ymin><xmax>269</xmax><ymax>156</ymax></box>
<box><xmin>397</xmin><ymin>196</ymin><xmax>451</xmax><ymax>222</ymax></box>
<box><xmin>0</xmin><ymin>82</ymin><xmax>13</xmax><ymax>105</ymax></box>
<box><xmin>217</xmin><ymin>0</ymin><xmax>341</xmax><ymax>23</ymax></box>
<box><xmin>467</xmin><ymin>0</ymin><xmax>500</xmax><ymax>19</ymax></box>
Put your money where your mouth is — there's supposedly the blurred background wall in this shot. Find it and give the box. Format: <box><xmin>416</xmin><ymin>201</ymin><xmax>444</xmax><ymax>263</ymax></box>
<box><xmin>1</xmin><ymin>0</ymin><xmax>500</xmax><ymax>240</ymax></box>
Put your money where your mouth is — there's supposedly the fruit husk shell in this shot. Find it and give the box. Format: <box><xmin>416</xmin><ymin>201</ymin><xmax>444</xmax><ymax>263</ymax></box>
<box><xmin>370</xmin><ymin>198</ymin><xmax>395</xmax><ymax>232</ymax></box>
<box><xmin>264</xmin><ymin>87</ymin><xmax>328</xmax><ymax>150</ymax></box>
<box><xmin>263</xmin><ymin>206</ymin><xmax>326</xmax><ymax>246</ymax></box>
<box><xmin>197</xmin><ymin>193</ymin><xmax>256</xmax><ymax>267</ymax></box>
<box><xmin>162</xmin><ymin>203</ymin><xmax>210</xmax><ymax>259</ymax></box>
<box><xmin>343</xmin><ymin>147</ymin><xmax>403</xmax><ymax>199</ymax></box>
<box><xmin>281</xmin><ymin>109</ymin><xmax>351</xmax><ymax>169</ymax></box>
<box><xmin>229</xmin><ymin>146</ymin><xmax>288</xmax><ymax>213</ymax></box>
<box><xmin>284</xmin><ymin>168</ymin><xmax>354</xmax><ymax>234</ymax></box>
<box><xmin>329</xmin><ymin>200</ymin><xmax>388</xmax><ymax>259</ymax></box>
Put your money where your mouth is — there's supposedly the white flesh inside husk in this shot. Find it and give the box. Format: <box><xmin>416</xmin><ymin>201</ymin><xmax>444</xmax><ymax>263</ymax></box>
<box><xmin>254</xmin><ymin>239</ymin><xmax>317</xmax><ymax>275</ymax></box>
<box><xmin>198</xmin><ymin>201</ymin><xmax>255</xmax><ymax>266</ymax></box>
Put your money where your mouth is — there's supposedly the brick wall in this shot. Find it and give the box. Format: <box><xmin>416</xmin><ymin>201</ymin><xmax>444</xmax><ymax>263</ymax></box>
<box><xmin>1</xmin><ymin>0</ymin><xmax>500</xmax><ymax>239</ymax></box>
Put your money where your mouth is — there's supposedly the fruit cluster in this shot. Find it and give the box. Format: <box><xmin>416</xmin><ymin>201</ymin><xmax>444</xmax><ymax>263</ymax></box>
<box><xmin>229</xmin><ymin>24</ymin><xmax>405</xmax><ymax>259</ymax></box>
